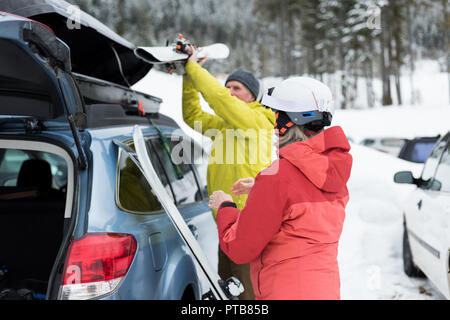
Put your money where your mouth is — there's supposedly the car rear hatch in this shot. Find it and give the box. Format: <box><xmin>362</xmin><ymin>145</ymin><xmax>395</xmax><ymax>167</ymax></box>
<box><xmin>0</xmin><ymin>0</ymin><xmax>152</xmax><ymax>87</ymax></box>
<box><xmin>0</xmin><ymin>11</ymin><xmax>87</xmax><ymax>167</ymax></box>
<box><xmin>0</xmin><ymin>12</ymin><xmax>89</xmax><ymax>300</ymax></box>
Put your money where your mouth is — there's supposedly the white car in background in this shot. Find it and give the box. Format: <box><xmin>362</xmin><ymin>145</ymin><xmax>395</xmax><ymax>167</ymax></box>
<box><xmin>360</xmin><ymin>137</ymin><xmax>406</xmax><ymax>156</ymax></box>
<box><xmin>394</xmin><ymin>131</ymin><xmax>450</xmax><ymax>299</ymax></box>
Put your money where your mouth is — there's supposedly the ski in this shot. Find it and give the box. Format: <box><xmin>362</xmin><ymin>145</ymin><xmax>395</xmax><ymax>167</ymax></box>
<box><xmin>132</xmin><ymin>126</ymin><xmax>243</xmax><ymax>300</ymax></box>
<box><xmin>135</xmin><ymin>35</ymin><xmax>229</xmax><ymax>66</ymax></box>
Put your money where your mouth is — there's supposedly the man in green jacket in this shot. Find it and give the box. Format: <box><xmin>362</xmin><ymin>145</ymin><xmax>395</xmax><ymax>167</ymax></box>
<box><xmin>182</xmin><ymin>47</ymin><xmax>275</xmax><ymax>300</ymax></box>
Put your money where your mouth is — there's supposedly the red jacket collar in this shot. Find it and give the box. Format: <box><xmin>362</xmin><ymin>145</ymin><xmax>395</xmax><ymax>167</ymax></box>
<box><xmin>278</xmin><ymin>126</ymin><xmax>352</xmax><ymax>192</ymax></box>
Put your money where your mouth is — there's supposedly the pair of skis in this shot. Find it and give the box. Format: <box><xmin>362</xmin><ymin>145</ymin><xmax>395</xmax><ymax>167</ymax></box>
<box><xmin>135</xmin><ymin>34</ymin><xmax>230</xmax><ymax>73</ymax></box>
<box><xmin>122</xmin><ymin>126</ymin><xmax>242</xmax><ymax>300</ymax></box>
<box><xmin>132</xmin><ymin>36</ymin><xmax>239</xmax><ymax>299</ymax></box>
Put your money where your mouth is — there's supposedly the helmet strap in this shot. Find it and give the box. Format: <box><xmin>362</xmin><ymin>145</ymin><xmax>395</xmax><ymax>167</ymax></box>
<box><xmin>274</xmin><ymin>111</ymin><xmax>295</xmax><ymax>136</ymax></box>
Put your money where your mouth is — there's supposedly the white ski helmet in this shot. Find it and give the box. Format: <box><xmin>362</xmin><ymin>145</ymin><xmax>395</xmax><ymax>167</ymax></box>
<box><xmin>261</xmin><ymin>77</ymin><xmax>334</xmax><ymax>128</ymax></box>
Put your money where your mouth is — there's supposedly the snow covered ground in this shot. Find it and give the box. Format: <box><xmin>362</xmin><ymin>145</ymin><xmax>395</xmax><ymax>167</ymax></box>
<box><xmin>132</xmin><ymin>60</ymin><xmax>449</xmax><ymax>300</ymax></box>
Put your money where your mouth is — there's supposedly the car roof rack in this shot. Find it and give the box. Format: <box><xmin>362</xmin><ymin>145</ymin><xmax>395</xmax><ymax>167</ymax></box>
<box><xmin>73</xmin><ymin>72</ymin><xmax>172</xmax><ymax>129</ymax></box>
<box><xmin>73</xmin><ymin>72</ymin><xmax>161</xmax><ymax>113</ymax></box>
<box><xmin>84</xmin><ymin>104</ymin><xmax>178</xmax><ymax>130</ymax></box>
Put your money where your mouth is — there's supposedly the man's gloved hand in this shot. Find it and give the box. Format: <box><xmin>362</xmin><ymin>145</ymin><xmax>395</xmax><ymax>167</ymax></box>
<box><xmin>187</xmin><ymin>44</ymin><xmax>208</xmax><ymax>66</ymax></box>
<box><xmin>180</xmin><ymin>44</ymin><xmax>208</xmax><ymax>75</ymax></box>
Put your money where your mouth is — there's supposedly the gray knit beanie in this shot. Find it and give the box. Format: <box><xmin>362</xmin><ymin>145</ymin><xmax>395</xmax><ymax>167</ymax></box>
<box><xmin>225</xmin><ymin>68</ymin><xmax>260</xmax><ymax>100</ymax></box>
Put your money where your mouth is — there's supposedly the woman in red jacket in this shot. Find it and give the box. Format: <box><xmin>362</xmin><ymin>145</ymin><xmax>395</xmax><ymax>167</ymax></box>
<box><xmin>209</xmin><ymin>77</ymin><xmax>353</xmax><ymax>300</ymax></box>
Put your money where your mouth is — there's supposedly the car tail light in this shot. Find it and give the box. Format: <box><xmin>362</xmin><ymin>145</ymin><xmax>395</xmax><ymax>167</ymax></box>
<box><xmin>58</xmin><ymin>233</ymin><xmax>137</xmax><ymax>300</ymax></box>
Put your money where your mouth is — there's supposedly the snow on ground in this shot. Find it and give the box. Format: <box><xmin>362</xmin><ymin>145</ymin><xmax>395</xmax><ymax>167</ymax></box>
<box><xmin>333</xmin><ymin>105</ymin><xmax>450</xmax><ymax>143</ymax></box>
<box><xmin>132</xmin><ymin>61</ymin><xmax>449</xmax><ymax>300</ymax></box>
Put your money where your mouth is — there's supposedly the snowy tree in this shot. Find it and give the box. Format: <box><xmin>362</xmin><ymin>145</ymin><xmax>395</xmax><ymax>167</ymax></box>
<box><xmin>345</xmin><ymin>0</ymin><xmax>382</xmax><ymax>108</ymax></box>
<box><xmin>66</xmin><ymin>0</ymin><xmax>447</xmax><ymax>109</ymax></box>
<box><xmin>253</xmin><ymin>0</ymin><xmax>302</xmax><ymax>77</ymax></box>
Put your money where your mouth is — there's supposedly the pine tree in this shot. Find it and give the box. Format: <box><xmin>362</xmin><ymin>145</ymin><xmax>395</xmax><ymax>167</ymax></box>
<box><xmin>379</xmin><ymin>2</ymin><xmax>393</xmax><ymax>106</ymax></box>
<box><xmin>253</xmin><ymin>0</ymin><xmax>300</xmax><ymax>77</ymax></box>
<box><xmin>441</xmin><ymin>0</ymin><xmax>449</xmax><ymax>104</ymax></box>
<box><xmin>346</xmin><ymin>0</ymin><xmax>382</xmax><ymax>108</ymax></box>
<box><xmin>66</xmin><ymin>0</ymin><xmax>445</xmax><ymax>109</ymax></box>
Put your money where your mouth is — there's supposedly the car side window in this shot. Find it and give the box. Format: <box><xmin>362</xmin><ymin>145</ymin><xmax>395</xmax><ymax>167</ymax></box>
<box><xmin>361</xmin><ymin>139</ymin><xmax>375</xmax><ymax>146</ymax></box>
<box><xmin>149</xmin><ymin>137</ymin><xmax>202</xmax><ymax>206</ymax></box>
<box><xmin>420</xmin><ymin>137</ymin><xmax>447</xmax><ymax>189</ymax></box>
<box><xmin>116</xmin><ymin>136</ymin><xmax>204</xmax><ymax>213</ymax></box>
<box><xmin>432</xmin><ymin>142</ymin><xmax>450</xmax><ymax>192</ymax></box>
<box><xmin>145</xmin><ymin>139</ymin><xmax>177</xmax><ymax>203</ymax></box>
<box><xmin>117</xmin><ymin>148</ymin><xmax>163</xmax><ymax>214</ymax></box>
<box><xmin>169</xmin><ymin>136</ymin><xmax>207</xmax><ymax>193</ymax></box>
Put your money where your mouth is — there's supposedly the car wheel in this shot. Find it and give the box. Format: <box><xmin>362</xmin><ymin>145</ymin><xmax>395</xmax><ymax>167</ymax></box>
<box><xmin>181</xmin><ymin>285</ymin><xmax>196</xmax><ymax>300</ymax></box>
<box><xmin>403</xmin><ymin>224</ymin><xmax>426</xmax><ymax>278</ymax></box>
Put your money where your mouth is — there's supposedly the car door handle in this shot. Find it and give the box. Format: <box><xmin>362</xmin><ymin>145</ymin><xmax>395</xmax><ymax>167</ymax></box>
<box><xmin>417</xmin><ymin>199</ymin><xmax>422</xmax><ymax>210</ymax></box>
<box><xmin>188</xmin><ymin>224</ymin><xmax>199</xmax><ymax>239</ymax></box>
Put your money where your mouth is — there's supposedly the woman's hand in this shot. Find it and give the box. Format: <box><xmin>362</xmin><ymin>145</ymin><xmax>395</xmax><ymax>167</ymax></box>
<box><xmin>230</xmin><ymin>177</ymin><xmax>255</xmax><ymax>196</ymax></box>
<box><xmin>209</xmin><ymin>190</ymin><xmax>233</xmax><ymax>211</ymax></box>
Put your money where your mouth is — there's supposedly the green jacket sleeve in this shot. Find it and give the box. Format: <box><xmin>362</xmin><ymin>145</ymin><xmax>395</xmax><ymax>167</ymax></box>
<box><xmin>185</xmin><ymin>61</ymin><xmax>272</xmax><ymax>130</ymax></box>
<box><xmin>182</xmin><ymin>73</ymin><xmax>227</xmax><ymax>136</ymax></box>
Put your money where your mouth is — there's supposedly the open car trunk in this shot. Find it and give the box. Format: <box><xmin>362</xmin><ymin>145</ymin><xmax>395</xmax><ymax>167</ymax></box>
<box><xmin>0</xmin><ymin>0</ymin><xmax>152</xmax><ymax>87</ymax></box>
<box><xmin>0</xmin><ymin>144</ymin><xmax>73</xmax><ymax>300</ymax></box>
<box><xmin>0</xmin><ymin>11</ymin><xmax>79</xmax><ymax>300</ymax></box>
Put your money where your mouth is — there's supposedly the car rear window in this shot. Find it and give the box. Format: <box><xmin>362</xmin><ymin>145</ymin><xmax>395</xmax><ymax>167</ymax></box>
<box><xmin>410</xmin><ymin>142</ymin><xmax>435</xmax><ymax>163</ymax></box>
<box><xmin>381</xmin><ymin>138</ymin><xmax>405</xmax><ymax>147</ymax></box>
<box><xmin>0</xmin><ymin>148</ymin><xmax>67</xmax><ymax>189</ymax></box>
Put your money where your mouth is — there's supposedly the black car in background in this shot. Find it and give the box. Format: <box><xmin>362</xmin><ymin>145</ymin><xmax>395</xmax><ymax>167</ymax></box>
<box><xmin>398</xmin><ymin>136</ymin><xmax>440</xmax><ymax>164</ymax></box>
